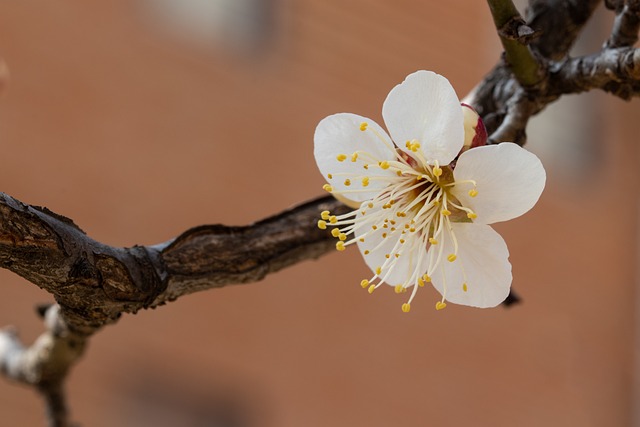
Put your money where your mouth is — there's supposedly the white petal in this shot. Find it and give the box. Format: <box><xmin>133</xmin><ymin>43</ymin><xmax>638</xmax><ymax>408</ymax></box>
<box><xmin>382</xmin><ymin>70</ymin><xmax>464</xmax><ymax>166</ymax></box>
<box><xmin>451</xmin><ymin>143</ymin><xmax>546</xmax><ymax>224</ymax></box>
<box><xmin>354</xmin><ymin>208</ymin><xmax>427</xmax><ymax>286</ymax></box>
<box><xmin>314</xmin><ymin>113</ymin><xmax>397</xmax><ymax>202</ymax></box>
<box><xmin>430</xmin><ymin>223</ymin><xmax>511</xmax><ymax>308</ymax></box>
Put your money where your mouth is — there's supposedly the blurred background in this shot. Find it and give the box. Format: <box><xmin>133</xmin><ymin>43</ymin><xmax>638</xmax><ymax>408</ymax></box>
<box><xmin>0</xmin><ymin>1</ymin><xmax>638</xmax><ymax>426</ymax></box>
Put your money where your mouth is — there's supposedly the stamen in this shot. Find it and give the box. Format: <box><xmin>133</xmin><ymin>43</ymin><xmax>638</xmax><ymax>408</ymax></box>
<box><xmin>317</xmin><ymin>220</ymin><xmax>327</xmax><ymax>230</ymax></box>
<box><xmin>336</xmin><ymin>154</ymin><xmax>347</xmax><ymax>162</ymax></box>
<box><xmin>368</xmin><ymin>284</ymin><xmax>376</xmax><ymax>294</ymax></box>
<box><xmin>321</xmin><ymin>211</ymin><xmax>330</xmax><ymax>220</ymax></box>
<box><xmin>360</xmin><ymin>122</ymin><xmax>368</xmax><ymax>131</ymax></box>
<box><xmin>323</xmin><ymin>184</ymin><xmax>333</xmax><ymax>192</ymax></box>
<box><xmin>336</xmin><ymin>241</ymin><xmax>346</xmax><ymax>251</ymax></box>
<box><xmin>360</xmin><ymin>279</ymin><xmax>369</xmax><ymax>288</ymax></box>
<box><xmin>468</xmin><ymin>188</ymin><xmax>478</xmax><ymax>197</ymax></box>
<box><xmin>435</xmin><ymin>301</ymin><xmax>447</xmax><ymax>310</ymax></box>
<box><xmin>401</xmin><ymin>303</ymin><xmax>411</xmax><ymax>313</ymax></box>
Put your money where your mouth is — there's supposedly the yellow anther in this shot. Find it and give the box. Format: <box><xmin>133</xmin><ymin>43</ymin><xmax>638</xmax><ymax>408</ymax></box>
<box><xmin>390</xmin><ymin>200</ymin><xmax>396</xmax><ymax>205</ymax></box>
<box><xmin>418</xmin><ymin>278</ymin><xmax>425</xmax><ymax>287</ymax></box>
<box><xmin>399</xmin><ymin>239</ymin><xmax>405</xmax><ymax>244</ymax></box>
<box><xmin>405</xmin><ymin>140</ymin><xmax>411</xmax><ymax>148</ymax></box>
<box><xmin>362</xmin><ymin>177</ymin><xmax>370</xmax><ymax>187</ymax></box>
<box><xmin>317</xmin><ymin>220</ymin><xmax>327</xmax><ymax>230</ymax></box>
<box><xmin>344</xmin><ymin>179</ymin><xmax>351</xmax><ymax>186</ymax></box>
<box><xmin>447</xmin><ymin>254</ymin><xmax>457</xmax><ymax>262</ymax></box>
<box><xmin>367</xmin><ymin>202</ymin><xmax>374</xmax><ymax>208</ymax></box>
<box><xmin>409</xmin><ymin>228</ymin><xmax>416</xmax><ymax>232</ymax></box>
<box><xmin>360</xmin><ymin>122</ymin><xmax>368</xmax><ymax>131</ymax></box>
<box><xmin>327</xmin><ymin>174</ymin><xmax>333</xmax><ymax>179</ymax></box>
<box><xmin>323</xmin><ymin>184</ymin><xmax>333</xmax><ymax>192</ymax></box>
<box><xmin>401</xmin><ymin>303</ymin><xmax>411</xmax><ymax>313</ymax></box>
<box><xmin>467</xmin><ymin>212</ymin><xmax>477</xmax><ymax>219</ymax></box>
<box><xmin>433</xmin><ymin>166</ymin><xmax>443</xmax><ymax>177</ymax></box>
<box><xmin>432</xmin><ymin>200</ymin><xmax>440</xmax><ymax>207</ymax></box>
<box><xmin>394</xmin><ymin>284</ymin><xmax>404</xmax><ymax>294</ymax></box>
<box><xmin>390</xmin><ymin>220</ymin><xmax>396</xmax><ymax>225</ymax></box>
<box><xmin>462</xmin><ymin>283</ymin><xmax>468</xmax><ymax>292</ymax></box>
<box><xmin>383</xmin><ymin>224</ymin><xmax>388</xmax><ymax>229</ymax></box>
<box><xmin>331</xmin><ymin>228</ymin><xmax>340</xmax><ymax>237</ymax></box>
<box><xmin>409</xmin><ymin>140</ymin><xmax>420</xmax><ymax>152</ymax></box>
<box><xmin>359</xmin><ymin>238</ymin><xmax>365</xmax><ymax>242</ymax></box>
<box><xmin>368</xmin><ymin>284</ymin><xmax>376</xmax><ymax>294</ymax></box>
<box><xmin>363</xmin><ymin>164</ymin><xmax>369</xmax><ymax>170</ymax></box>
<box><xmin>441</xmin><ymin>209</ymin><xmax>451</xmax><ymax>216</ymax></box>
<box><xmin>372</xmin><ymin>225</ymin><xmax>378</xmax><ymax>230</ymax></box>
<box><xmin>385</xmin><ymin>254</ymin><xmax>390</xmax><ymax>259</ymax></box>
<box><xmin>396</xmin><ymin>170</ymin><xmax>402</xmax><ymax>176</ymax></box>
<box><xmin>423</xmin><ymin>274</ymin><xmax>431</xmax><ymax>282</ymax></box>
<box><xmin>360</xmin><ymin>279</ymin><xmax>369</xmax><ymax>288</ymax></box>
<box><xmin>329</xmin><ymin>215</ymin><xmax>338</xmax><ymax>224</ymax></box>
<box><xmin>379</xmin><ymin>161</ymin><xmax>390</xmax><ymax>170</ymax></box>
<box><xmin>336</xmin><ymin>241</ymin><xmax>346</xmax><ymax>251</ymax></box>
<box><xmin>375</xmin><ymin>266</ymin><xmax>382</xmax><ymax>275</ymax></box>
<box><xmin>364</xmin><ymin>250</ymin><xmax>370</xmax><ymax>255</ymax></box>
<box><xmin>435</xmin><ymin>301</ymin><xmax>447</xmax><ymax>311</ymax></box>
<box><xmin>382</xmin><ymin>203</ymin><xmax>391</xmax><ymax>209</ymax></box>
<box><xmin>382</xmin><ymin>233</ymin><xmax>387</xmax><ymax>238</ymax></box>
<box><xmin>428</xmin><ymin>237</ymin><xmax>438</xmax><ymax>245</ymax></box>
<box><xmin>338</xmin><ymin>233</ymin><xmax>347</xmax><ymax>241</ymax></box>
<box><xmin>321</xmin><ymin>210</ymin><xmax>330</xmax><ymax>220</ymax></box>
<box><xmin>394</xmin><ymin>253</ymin><xmax>400</xmax><ymax>258</ymax></box>
<box><xmin>336</xmin><ymin>154</ymin><xmax>347</xmax><ymax>162</ymax></box>
<box><xmin>468</xmin><ymin>188</ymin><xmax>478</xmax><ymax>197</ymax></box>
<box><xmin>351</xmin><ymin>152</ymin><xmax>358</xmax><ymax>162</ymax></box>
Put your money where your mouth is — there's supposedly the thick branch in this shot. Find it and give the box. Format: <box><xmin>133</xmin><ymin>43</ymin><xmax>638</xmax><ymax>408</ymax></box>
<box><xmin>552</xmin><ymin>47</ymin><xmax>640</xmax><ymax>99</ymax></box>
<box><xmin>605</xmin><ymin>0</ymin><xmax>640</xmax><ymax>48</ymax></box>
<box><xmin>0</xmin><ymin>193</ymin><xmax>348</xmax><ymax>332</ymax></box>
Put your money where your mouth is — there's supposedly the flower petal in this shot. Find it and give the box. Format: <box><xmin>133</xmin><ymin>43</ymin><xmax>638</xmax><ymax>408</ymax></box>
<box><xmin>451</xmin><ymin>143</ymin><xmax>546</xmax><ymax>224</ymax></box>
<box><xmin>382</xmin><ymin>70</ymin><xmax>464</xmax><ymax>166</ymax></box>
<box><xmin>314</xmin><ymin>113</ymin><xmax>397</xmax><ymax>202</ymax></box>
<box><xmin>354</xmin><ymin>207</ymin><xmax>427</xmax><ymax>287</ymax></box>
<box><xmin>430</xmin><ymin>223</ymin><xmax>511</xmax><ymax>308</ymax></box>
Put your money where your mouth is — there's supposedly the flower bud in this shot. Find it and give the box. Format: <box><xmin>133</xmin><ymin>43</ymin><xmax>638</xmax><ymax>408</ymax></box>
<box><xmin>461</xmin><ymin>103</ymin><xmax>487</xmax><ymax>151</ymax></box>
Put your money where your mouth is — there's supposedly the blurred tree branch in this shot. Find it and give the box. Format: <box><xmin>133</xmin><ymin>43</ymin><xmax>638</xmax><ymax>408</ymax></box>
<box><xmin>1</xmin><ymin>1</ymin><xmax>639</xmax><ymax>426</ymax></box>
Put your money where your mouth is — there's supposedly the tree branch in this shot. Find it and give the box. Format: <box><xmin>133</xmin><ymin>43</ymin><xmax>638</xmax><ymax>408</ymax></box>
<box><xmin>605</xmin><ymin>0</ymin><xmax>640</xmax><ymax>48</ymax></box>
<box><xmin>486</xmin><ymin>0</ymin><xmax>544</xmax><ymax>86</ymax></box>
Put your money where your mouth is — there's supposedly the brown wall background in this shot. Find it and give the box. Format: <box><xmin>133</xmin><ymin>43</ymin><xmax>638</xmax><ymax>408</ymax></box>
<box><xmin>0</xmin><ymin>1</ymin><xmax>638</xmax><ymax>426</ymax></box>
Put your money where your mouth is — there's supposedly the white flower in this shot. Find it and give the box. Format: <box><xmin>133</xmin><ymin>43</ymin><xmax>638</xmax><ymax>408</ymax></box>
<box><xmin>314</xmin><ymin>70</ymin><xmax>546</xmax><ymax>312</ymax></box>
